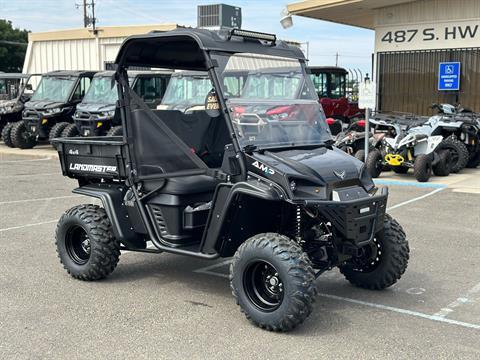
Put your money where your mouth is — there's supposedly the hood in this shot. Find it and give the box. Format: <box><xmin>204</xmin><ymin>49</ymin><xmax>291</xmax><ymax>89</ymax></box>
<box><xmin>76</xmin><ymin>102</ymin><xmax>115</xmax><ymax>113</ymax></box>
<box><xmin>253</xmin><ymin>147</ymin><xmax>373</xmax><ymax>187</ymax></box>
<box><xmin>24</xmin><ymin>100</ymin><xmax>65</xmax><ymax>110</ymax></box>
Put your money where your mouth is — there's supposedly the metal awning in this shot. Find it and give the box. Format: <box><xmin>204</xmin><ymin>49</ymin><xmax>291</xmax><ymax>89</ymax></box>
<box><xmin>287</xmin><ymin>0</ymin><xmax>417</xmax><ymax>29</ymax></box>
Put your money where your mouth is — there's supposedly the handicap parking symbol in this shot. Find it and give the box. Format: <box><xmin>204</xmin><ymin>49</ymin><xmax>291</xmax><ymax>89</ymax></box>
<box><xmin>438</xmin><ymin>62</ymin><xmax>460</xmax><ymax>91</ymax></box>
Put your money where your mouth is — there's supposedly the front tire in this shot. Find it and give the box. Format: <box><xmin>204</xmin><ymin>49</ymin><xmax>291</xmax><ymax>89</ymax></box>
<box><xmin>230</xmin><ymin>233</ymin><xmax>317</xmax><ymax>331</ymax></box>
<box><xmin>413</xmin><ymin>154</ymin><xmax>432</xmax><ymax>182</ymax></box>
<box><xmin>49</xmin><ymin>121</ymin><xmax>69</xmax><ymax>144</ymax></box>
<box><xmin>365</xmin><ymin>149</ymin><xmax>383</xmax><ymax>178</ymax></box>
<box><xmin>433</xmin><ymin>150</ymin><xmax>451</xmax><ymax>176</ymax></box>
<box><xmin>55</xmin><ymin>204</ymin><xmax>120</xmax><ymax>281</ymax></box>
<box><xmin>61</xmin><ymin>123</ymin><xmax>79</xmax><ymax>138</ymax></box>
<box><xmin>11</xmin><ymin>121</ymin><xmax>37</xmax><ymax>149</ymax></box>
<box><xmin>106</xmin><ymin>125</ymin><xmax>123</xmax><ymax>137</ymax></box>
<box><xmin>339</xmin><ymin>214</ymin><xmax>409</xmax><ymax>290</ymax></box>
<box><xmin>1</xmin><ymin>122</ymin><xmax>15</xmax><ymax>148</ymax></box>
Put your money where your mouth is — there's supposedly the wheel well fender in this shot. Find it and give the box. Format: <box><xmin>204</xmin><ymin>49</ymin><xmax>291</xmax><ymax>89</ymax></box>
<box><xmin>201</xmin><ymin>180</ymin><xmax>288</xmax><ymax>256</ymax></box>
<box><xmin>73</xmin><ymin>183</ymin><xmax>144</xmax><ymax>248</ymax></box>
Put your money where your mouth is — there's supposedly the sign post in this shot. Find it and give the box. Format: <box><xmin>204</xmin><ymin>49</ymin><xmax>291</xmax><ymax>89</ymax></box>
<box><xmin>438</xmin><ymin>62</ymin><xmax>460</xmax><ymax>91</ymax></box>
<box><xmin>358</xmin><ymin>80</ymin><xmax>377</xmax><ymax>160</ymax></box>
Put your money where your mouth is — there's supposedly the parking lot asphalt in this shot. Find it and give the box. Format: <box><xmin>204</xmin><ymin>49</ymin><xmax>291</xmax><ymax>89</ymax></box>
<box><xmin>0</xmin><ymin>145</ymin><xmax>479</xmax><ymax>359</ymax></box>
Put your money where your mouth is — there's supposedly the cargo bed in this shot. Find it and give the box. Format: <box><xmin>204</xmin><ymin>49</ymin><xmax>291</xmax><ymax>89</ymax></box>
<box><xmin>53</xmin><ymin>136</ymin><xmax>128</xmax><ymax>180</ymax></box>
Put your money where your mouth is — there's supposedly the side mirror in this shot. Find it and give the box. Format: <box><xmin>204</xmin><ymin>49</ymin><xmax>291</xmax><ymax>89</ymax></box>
<box><xmin>26</xmin><ymin>84</ymin><xmax>33</xmax><ymax>90</ymax></box>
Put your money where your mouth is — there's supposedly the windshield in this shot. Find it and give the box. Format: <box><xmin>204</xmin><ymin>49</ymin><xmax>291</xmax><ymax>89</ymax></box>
<box><xmin>213</xmin><ymin>53</ymin><xmax>332</xmax><ymax>150</ymax></box>
<box><xmin>160</xmin><ymin>73</ymin><xmax>211</xmax><ymax>110</ymax></box>
<box><xmin>31</xmin><ymin>76</ymin><xmax>76</xmax><ymax>102</ymax></box>
<box><xmin>82</xmin><ymin>76</ymin><xmax>117</xmax><ymax>104</ymax></box>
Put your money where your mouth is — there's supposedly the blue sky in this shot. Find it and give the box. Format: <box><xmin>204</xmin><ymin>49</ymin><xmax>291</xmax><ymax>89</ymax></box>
<box><xmin>1</xmin><ymin>0</ymin><xmax>374</xmax><ymax>75</ymax></box>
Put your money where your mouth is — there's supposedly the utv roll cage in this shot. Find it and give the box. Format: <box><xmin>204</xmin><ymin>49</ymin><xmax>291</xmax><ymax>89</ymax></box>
<box><xmin>114</xmin><ymin>28</ymin><xmax>306</xmax><ymax>182</ymax></box>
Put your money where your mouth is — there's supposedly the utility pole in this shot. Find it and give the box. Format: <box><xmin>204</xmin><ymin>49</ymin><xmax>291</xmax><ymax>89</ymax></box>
<box><xmin>76</xmin><ymin>0</ymin><xmax>96</xmax><ymax>30</ymax></box>
<box><xmin>83</xmin><ymin>0</ymin><xmax>88</xmax><ymax>27</ymax></box>
<box><xmin>335</xmin><ymin>52</ymin><xmax>339</xmax><ymax>67</ymax></box>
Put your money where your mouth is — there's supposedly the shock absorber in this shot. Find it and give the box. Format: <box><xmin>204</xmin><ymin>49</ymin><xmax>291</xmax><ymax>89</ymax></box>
<box><xmin>295</xmin><ymin>205</ymin><xmax>302</xmax><ymax>243</ymax></box>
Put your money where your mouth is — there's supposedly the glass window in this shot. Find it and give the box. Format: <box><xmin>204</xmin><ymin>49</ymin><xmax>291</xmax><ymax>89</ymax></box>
<box><xmin>159</xmin><ymin>72</ymin><xmax>212</xmax><ymax>112</ymax></box>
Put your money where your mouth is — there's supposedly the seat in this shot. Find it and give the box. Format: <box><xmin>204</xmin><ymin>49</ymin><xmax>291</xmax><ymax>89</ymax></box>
<box><xmin>162</xmin><ymin>175</ymin><xmax>220</xmax><ymax>195</ymax></box>
<box><xmin>143</xmin><ymin>174</ymin><xmax>220</xmax><ymax>195</ymax></box>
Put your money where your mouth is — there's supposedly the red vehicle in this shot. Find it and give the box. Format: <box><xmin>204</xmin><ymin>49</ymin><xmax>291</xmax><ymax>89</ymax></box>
<box><xmin>308</xmin><ymin>66</ymin><xmax>363</xmax><ymax>123</ymax></box>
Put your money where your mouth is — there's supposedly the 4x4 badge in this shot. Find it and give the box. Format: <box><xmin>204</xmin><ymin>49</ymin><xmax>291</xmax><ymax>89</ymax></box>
<box><xmin>333</xmin><ymin>170</ymin><xmax>346</xmax><ymax>180</ymax></box>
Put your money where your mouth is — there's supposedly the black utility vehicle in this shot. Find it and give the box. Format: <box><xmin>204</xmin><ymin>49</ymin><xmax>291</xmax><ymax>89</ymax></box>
<box><xmin>73</xmin><ymin>70</ymin><xmax>172</xmax><ymax>137</ymax></box>
<box><xmin>53</xmin><ymin>29</ymin><xmax>409</xmax><ymax>332</ymax></box>
<box><xmin>0</xmin><ymin>73</ymin><xmax>40</xmax><ymax>147</ymax></box>
<box><xmin>10</xmin><ymin>70</ymin><xmax>95</xmax><ymax>149</ymax></box>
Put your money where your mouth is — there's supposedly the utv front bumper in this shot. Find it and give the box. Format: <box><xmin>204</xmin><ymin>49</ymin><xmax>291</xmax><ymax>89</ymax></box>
<box><xmin>305</xmin><ymin>187</ymin><xmax>388</xmax><ymax>246</ymax></box>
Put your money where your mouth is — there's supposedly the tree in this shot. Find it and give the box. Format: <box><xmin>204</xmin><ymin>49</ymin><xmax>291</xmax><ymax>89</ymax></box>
<box><xmin>0</xmin><ymin>20</ymin><xmax>29</xmax><ymax>72</ymax></box>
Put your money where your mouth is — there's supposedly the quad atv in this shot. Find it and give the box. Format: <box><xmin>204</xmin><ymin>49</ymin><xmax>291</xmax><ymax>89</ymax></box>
<box><xmin>52</xmin><ymin>28</ymin><xmax>409</xmax><ymax>332</ymax></box>
<box><xmin>367</xmin><ymin>116</ymin><xmax>451</xmax><ymax>181</ymax></box>
<box><xmin>0</xmin><ymin>73</ymin><xmax>40</xmax><ymax>147</ymax></box>
<box><xmin>10</xmin><ymin>71</ymin><xmax>95</xmax><ymax>149</ymax></box>
<box><xmin>408</xmin><ymin>104</ymin><xmax>479</xmax><ymax>170</ymax></box>
<box><xmin>333</xmin><ymin>119</ymin><xmax>371</xmax><ymax>161</ymax></box>
<box><xmin>73</xmin><ymin>70</ymin><xmax>172</xmax><ymax>137</ymax></box>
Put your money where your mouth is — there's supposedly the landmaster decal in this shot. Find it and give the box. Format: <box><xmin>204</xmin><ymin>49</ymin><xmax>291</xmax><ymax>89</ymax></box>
<box><xmin>69</xmin><ymin>163</ymin><xmax>117</xmax><ymax>173</ymax></box>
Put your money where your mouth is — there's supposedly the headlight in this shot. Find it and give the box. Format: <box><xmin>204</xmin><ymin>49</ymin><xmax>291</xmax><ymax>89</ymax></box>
<box><xmin>101</xmin><ymin>110</ymin><xmax>115</xmax><ymax>118</ymax></box>
<box><xmin>44</xmin><ymin>107</ymin><xmax>63</xmax><ymax>115</ymax></box>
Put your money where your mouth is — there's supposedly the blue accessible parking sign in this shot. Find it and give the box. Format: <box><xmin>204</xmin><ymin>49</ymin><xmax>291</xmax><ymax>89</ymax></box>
<box><xmin>438</xmin><ymin>62</ymin><xmax>460</xmax><ymax>91</ymax></box>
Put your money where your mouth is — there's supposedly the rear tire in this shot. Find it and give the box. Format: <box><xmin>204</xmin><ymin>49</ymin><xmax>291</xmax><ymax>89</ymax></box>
<box><xmin>466</xmin><ymin>151</ymin><xmax>480</xmax><ymax>168</ymax></box>
<box><xmin>106</xmin><ymin>125</ymin><xmax>123</xmax><ymax>137</ymax></box>
<box><xmin>55</xmin><ymin>204</ymin><xmax>120</xmax><ymax>281</ymax></box>
<box><xmin>11</xmin><ymin>121</ymin><xmax>37</xmax><ymax>149</ymax></box>
<box><xmin>439</xmin><ymin>136</ymin><xmax>469</xmax><ymax>173</ymax></box>
<box><xmin>339</xmin><ymin>214</ymin><xmax>409</xmax><ymax>290</ymax></box>
<box><xmin>413</xmin><ymin>154</ymin><xmax>432</xmax><ymax>182</ymax></box>
<box><xmin>433</xmin><ymin>150</ymin><xmax>451</xmax><ymax>176</ymax></box>
<box><xmin>230</xmin><ymin>233</ymin><xmax>317</xmax><ymax>331</ymax></box>
<box><xmin>1</xmin><ymin>122</ymin><xmax>15</xmax><ymax>148</ymax></box>
<box><xmin>365</xmin><ymin>149</ymin><xmax>383</xmax><ymax>178</ymax></box>
<box><xmin>354</xmin><ymin>149</ymin><xmax>365</xmax><ymax>162</ymax></box>
<box><xmin>61</xmin><ymin>123</ymin><xmax>79</xmax><ymax>138</ymax></box>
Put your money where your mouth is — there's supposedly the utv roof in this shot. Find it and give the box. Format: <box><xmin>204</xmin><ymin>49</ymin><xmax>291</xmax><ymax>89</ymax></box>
<box><xmin>93</xmin><ymin>69</ymin><xmax>173</xmax><ymax>78</ymax></box>
<box><xmin>0</xmin><ymin>73</ymin><xmax>30</xmax><ymax>79</ymax></box>
<box><xmin>308</xmin><ymin>66</ymin><xmax>348</xmax><ymax>74</ymax></box>
<box><xmin>115</xmin><ymin>28</ymin><xmax>305</xmax><ymax>71</ymax></box>
<box><xmin>43</xmin><ymin>70</ymin><xmax>97</xmax><ymax>77</ymax></box>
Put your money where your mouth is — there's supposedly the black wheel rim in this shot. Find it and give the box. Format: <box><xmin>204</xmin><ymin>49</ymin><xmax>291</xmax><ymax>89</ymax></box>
<box><xmin>351</xmin><ymin>237</ymin><xmax>382</xmax><ymax>272</ymax></box>
<box><xmin>243</xmin><ymin>260</ymin><xmax>284</xmax><ymax>312</ymax></box>
<box><xmin>65</xmin><ymin>225</ymin><xmax>91</xmax><ymax>265</ymax></box>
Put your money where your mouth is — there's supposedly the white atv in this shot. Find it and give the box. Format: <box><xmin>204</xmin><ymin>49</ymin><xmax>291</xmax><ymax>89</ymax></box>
<box><xmin>366</xmin><ymin>119</ymin><xmax>451</xmax><ymax>182</ymax></box>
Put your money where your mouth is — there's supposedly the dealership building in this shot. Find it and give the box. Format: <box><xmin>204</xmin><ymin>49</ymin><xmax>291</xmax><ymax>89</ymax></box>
<box><xmin>287</xmin><ymin>0</ymin><xmax>480</xmax><ymax>114</ymax></box>
<box><xmin>22</xmin><ymin>23</ymin><xmax>180</xmax><ymax>74</ymax></box>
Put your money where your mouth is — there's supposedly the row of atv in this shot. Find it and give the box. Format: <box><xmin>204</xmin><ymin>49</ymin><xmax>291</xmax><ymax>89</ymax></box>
<box><xmin>0</xmin><ymin>70</ymin><xmax>172</xmax><ymax>149</ymax></box>
<box><xmin>330</xmin><ymin>103</ymin><xmax>480</xmax><ymax>182</ymax></box>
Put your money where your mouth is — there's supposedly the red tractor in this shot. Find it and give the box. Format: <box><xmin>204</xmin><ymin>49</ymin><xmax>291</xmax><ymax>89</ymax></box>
<box><xmin>308</xmin><ymin>66</ymin><xmax>363</xmax><ymax>124</ymax></box>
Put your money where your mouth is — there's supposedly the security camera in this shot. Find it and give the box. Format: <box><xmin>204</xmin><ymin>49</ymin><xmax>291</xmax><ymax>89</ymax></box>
<box><xmin>280</xmin><ymin>8</ymin><xmax>293</xmax><ymax>29</ymax></box>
